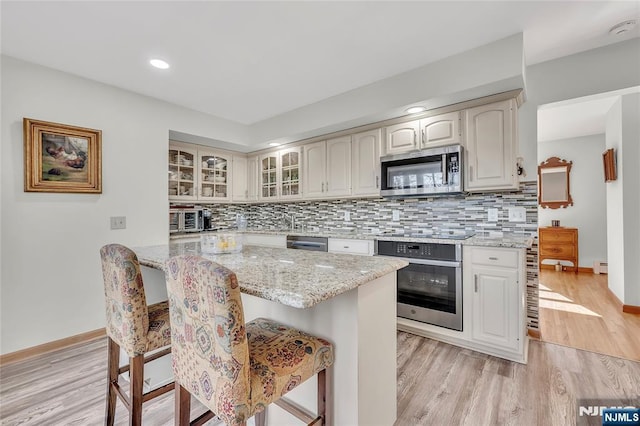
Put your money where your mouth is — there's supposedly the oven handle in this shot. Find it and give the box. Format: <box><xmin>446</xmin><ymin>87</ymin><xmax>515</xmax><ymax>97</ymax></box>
<box><xmin>377</xmin><ymin>255</ymin><xmax>461</xmax><ymax>268</ymax></box>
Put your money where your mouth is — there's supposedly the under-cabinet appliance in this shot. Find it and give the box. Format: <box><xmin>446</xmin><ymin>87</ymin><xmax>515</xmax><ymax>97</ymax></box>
<box><xmin>377</xmin><ymin>240</ymin><xmax>463</xmax><ymax>331</ymax></box>
<box><xmin>286</xmin><ymin>235</ymin><xmax>328</xmax><ymax>252</ymax></box>
<box><xmin>380</xmin><ymin>145</ymin><xmax>462</xmax><ymax>197</ymax></box>
<box><xmin>169</xmin><ymin>207</ymin><xmax>204</xmax><ymax>233</ymax></box>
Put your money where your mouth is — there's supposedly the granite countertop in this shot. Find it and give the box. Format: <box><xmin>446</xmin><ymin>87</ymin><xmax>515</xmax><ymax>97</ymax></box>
<box><xmin>134</xmin><ymin>242</ymin><xmax>408</xmax><ymax>309</ymax></box>
<box><xmin>171</xmin><ymin>229</ymin><xmax>534</xmax><ymax>249</ymax></box>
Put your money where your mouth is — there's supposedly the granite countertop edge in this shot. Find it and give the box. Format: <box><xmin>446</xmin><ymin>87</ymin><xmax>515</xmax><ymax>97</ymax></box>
<box><xmin>171</xmin><ymin>229</ymin><xmax>534</xmax><ymax>249</ymax></box>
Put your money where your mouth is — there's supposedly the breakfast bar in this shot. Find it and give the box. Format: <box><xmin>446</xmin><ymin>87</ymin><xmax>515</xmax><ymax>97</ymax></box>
<box><xmin>134</xmin><ymin>241</ymin><xmax>407</xmax><ymax>426</ymax></box>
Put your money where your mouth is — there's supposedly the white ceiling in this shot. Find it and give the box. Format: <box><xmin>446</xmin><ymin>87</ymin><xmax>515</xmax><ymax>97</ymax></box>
<box><xmin>2</xmin><ymin>1</ymin><xmax>639</xmax><ymax>125</ymax></box>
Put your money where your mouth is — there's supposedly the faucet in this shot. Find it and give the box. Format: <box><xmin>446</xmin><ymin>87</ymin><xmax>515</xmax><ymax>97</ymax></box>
<box><xmin>282</xmin><ymin>213</ymin><xmax>295</xmax><ymax>231</ymax></box>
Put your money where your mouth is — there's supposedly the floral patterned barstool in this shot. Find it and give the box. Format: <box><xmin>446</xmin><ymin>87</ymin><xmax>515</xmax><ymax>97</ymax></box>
<box><xmin>99</xmin><ymin>244</ymin><xmax>174</xmax><ymax>426</ymax></box>
<box><xmin>164</xmin><ymin>255</ymin><xmax>334</xmax><ymax>426</ymax></box>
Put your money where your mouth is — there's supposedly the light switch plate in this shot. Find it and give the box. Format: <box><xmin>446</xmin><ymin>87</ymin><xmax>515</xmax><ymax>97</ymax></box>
<box><xmin>110</xmin><ymin>216</ymin><xmax>126</xmax><ymax>230</ymax></box>
<box><xmin>344</xmin><ymin>211</ymin><xmax>350</xmax><ymax>222</ymax></box>
<box><xmin>392</xmin><ymin>210</ymin><xmax>400</xmax><ymax>221</ymax></box>
<box><xmin>508</xmin><ymin>207</ymin><xmax>526</xmax><ymax>222</ymax></box>
<box><xmin>487</xmin><ymin>208</ymin><xmax>498</xmax><ymax>222</ymax></box>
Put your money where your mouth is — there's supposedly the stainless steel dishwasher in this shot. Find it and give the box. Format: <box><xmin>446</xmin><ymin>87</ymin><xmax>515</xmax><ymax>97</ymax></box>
<box><xmin>286</xmin><ymin>235</ymin><xmax>328</xmax><ymax>252</ymax></box>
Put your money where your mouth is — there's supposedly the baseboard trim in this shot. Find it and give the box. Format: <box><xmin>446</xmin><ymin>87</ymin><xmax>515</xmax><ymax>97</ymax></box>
<box><xmin>0</xmin><ymin>328</ymin><xmax>106</xmax><ymax>366</ymax></box>
<box><xmin>540</xmin><ymin>264</ymin><xmax>593</xmax><ymax>273</ymax></box>
<box><xmin>623</xmin><ymin>305</ymin><xmax>640</xmax><ymax>315</ymax></box>
<box><xmin>606</xmin><ymin>287</ymin><xmax>640</xmax><ymax>315</ymax></box>
<box><xmin>527</xmin><ymin>329</ymin><xmax>541</xmax><ymax>340</ymax></box>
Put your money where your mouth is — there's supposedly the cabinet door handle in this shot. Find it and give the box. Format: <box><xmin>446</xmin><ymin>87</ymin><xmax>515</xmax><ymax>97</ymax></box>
<box><xmin>321</xmin><ymin>182</ymin><xmax>325</xmax><ymax>192</ymax></box>
<box><xmin>421</xmin><ymin>129</ymin><xmax>425</xmax><ymax>146</ymax></box>
<box><xmin>489</xmin><ymin>257</ymin><xmax>498</xmax><ymax>261</ymax></box>
<box><xmin>376</xmin><ymin>176</ymin><xmax>379</xmax><ymax>188</ymax></box>
<box><xmin>343</xmin><ymin>246</ymin><xmax>349</xmax><ymax>249</ymax></box>
<box><xmin>474</xmin><ymin>274</ymin><xmax>478</xmax><ymax>292</ymax></box>
<box><xmin>413</xmin><ymin>131</ymin><xmax>417</xmax><ymax>145</ymax></box>
<box><xmin>469</xmin><ymin>166</ymin><xmax>473</xmax><ymax>181</ymax></box>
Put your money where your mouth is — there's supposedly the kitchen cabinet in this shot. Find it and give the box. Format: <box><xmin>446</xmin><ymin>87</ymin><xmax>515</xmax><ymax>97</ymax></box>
<box><xmin>243</xmin><ymin>233</ymin><xmax>287</xmax><ymax>248</ymax></box>
<box><xmin>384</xmin><ymin>121</ymin><xmax>420</xmax><ymax>154</ymax></box>
<box><xmin>259</xmin><ymin>147</ymin><xmax>302</xmax><ymax>201</ymax></box>
<box><xmin>539</xmin><ymin>227</ymin><xmax>578</xmax><ymax>273</ymax></box>
<box><xmin>328</xmin><ymin>238</ymin><xmax>374</xmax><ymax>256</ymax></box>
<box><xmin>169</xmin><ymin>144</ymin><xmax>198</xmax><ymax>201</ymax></box>
<box><xmin>169</xmin><ymin>143</ymin><xmax>231</xmax><ymax>202</ymax></box>
<box><xmin>303</xmin><ymin>136</ymin><xmax>351</xmax><ymax>198</ymax></box>
<box><xmin>232</xmin><ymin>155</ymin><xmax>248</xmax><ymax>202</ymax></box>
<box><xmin>468</xmin><ymin>246</ymin><xmax>524</xmax><ymax>353</ymax></box>
<box><xmin>420</xmin><ymin>111</ymin><xmax>461</xmax><ymax>149</ymax></box>
<box><xmin>198</xmin><ymin>150</ymin><xmax>231</xmax><ymax>201</ymax></box>
<box><xmin>464</xmin><ymin>99</ymin><xmax>518</xmax><ymax>191</ymax></box>
<box><xmin>247</xmin><ymin>155</ymin><xmax>259</xmax><ymax>202</ymax></box>
<box><xmin>383</xmin><ymin>112</ymin><xmax>461</xmax><ymax>155</ymax></box>
<box><xmin>351</xmin><ymin>129</ymin><xmax>381</xmax><ymax>196</ymax></box>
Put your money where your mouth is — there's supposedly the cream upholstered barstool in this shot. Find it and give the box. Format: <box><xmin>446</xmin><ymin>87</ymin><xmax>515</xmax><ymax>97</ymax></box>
<box><xmin>100</xmin><ymin>244</ymin><xmax>174</xmax><ymax>426</ymax></box>
<box><xmin>164</xmin><ymin>255</ymin><xmax>334</xmax><ymax>426</ymax></box>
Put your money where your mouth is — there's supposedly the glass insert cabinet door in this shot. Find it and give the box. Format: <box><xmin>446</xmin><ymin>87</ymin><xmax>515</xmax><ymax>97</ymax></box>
<box><xmin>260</xmin><ymin>154</ymin><xmax>278</xmax><ymax>199</ymax></box>
<box><xmin>280</xmin><ymin>149</ymin><xmax>300</xmax><ymax>198</ymax></box>
<box><xmin>199</xmin><ymin>152</ymin><xmax>229</xmax><ymax>199</ymax></box>
<box><xmin>169</xmin><ymin>146</ymin><xmax>196</xmax><ymax>200</ymax></box>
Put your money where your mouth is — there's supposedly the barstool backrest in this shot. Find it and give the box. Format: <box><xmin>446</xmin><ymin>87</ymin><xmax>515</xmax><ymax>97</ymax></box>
<box><xmin>100</xmin><ymin>244</ymin><xmax>149</xmax><ymax>357</ymax></box>
<box><xmin>164</xmin><ymin>255</ymin><xmax>251</xmax><ymax>424</ymax></box>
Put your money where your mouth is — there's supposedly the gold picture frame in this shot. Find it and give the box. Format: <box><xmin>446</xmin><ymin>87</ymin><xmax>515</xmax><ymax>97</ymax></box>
<box><xmin>24</xmin><ymin>118</ymin><xmax>102</xmax><ymax>193</ymax></box>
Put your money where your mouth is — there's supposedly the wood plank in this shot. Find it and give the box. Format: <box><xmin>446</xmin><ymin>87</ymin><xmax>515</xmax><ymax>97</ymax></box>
<box><xmin>539</xmin><ymin>270</ymin><xmax>640</xmax><ymax>361</ymax></box>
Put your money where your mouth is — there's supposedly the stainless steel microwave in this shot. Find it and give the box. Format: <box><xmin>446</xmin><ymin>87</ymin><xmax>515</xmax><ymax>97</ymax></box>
<box><xmin>380</xmin><ymin>145</ymin><xmax>463</xmax><ymax>197</ymax></box>
<box><xmin>169</xmin><ymin>207</ymin><xmax>204</xmax><ymax>233</ymax></box>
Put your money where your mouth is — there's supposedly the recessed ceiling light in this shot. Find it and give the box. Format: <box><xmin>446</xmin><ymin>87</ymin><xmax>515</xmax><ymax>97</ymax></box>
<box><xmin>406</xmin><ymin>106</ymin><xmax>426</xmax><ymax>114</ymax></box>
<box><xmin>149</xmin><ymin>58</ymin><xmax>170</xmax><ymax>69</ymax></box>
<box><xmin>269</xmin><ymin>142</ymin><xmax>281</xmax><ymax>147</ymax></box>
<box><xmin>609</xmin><ymin>20</ymin><xmax>636</xmax><ymax>36</ymax></box>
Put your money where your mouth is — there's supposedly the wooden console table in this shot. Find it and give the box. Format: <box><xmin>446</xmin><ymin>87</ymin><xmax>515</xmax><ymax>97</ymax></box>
<box><xmin>539</xmin><ymin>227</ymin><xmax>579</xmax><ymax>273</ymax></box>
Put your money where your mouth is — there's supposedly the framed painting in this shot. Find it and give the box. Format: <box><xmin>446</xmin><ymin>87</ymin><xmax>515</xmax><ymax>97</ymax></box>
<box><xmin>24</xmin><ymin>118</ymin><xmax>102</xmax><ymax>193</ymax></box>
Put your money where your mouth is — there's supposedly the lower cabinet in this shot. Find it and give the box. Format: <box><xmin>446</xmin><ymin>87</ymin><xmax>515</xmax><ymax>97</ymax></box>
<box><xmin>328</xmin><ymin>238</ymin><xmax>374</xmax><ymax>256</ymax></box>
<box><xmin>242</xmin><ymin>233</ymin><xmax>286</xmax><ymax>248</ymax></box>
<box><xmin>470</xmin><ymin>265</ymin><xmax>520</xmax><ymax>351</ymax></box>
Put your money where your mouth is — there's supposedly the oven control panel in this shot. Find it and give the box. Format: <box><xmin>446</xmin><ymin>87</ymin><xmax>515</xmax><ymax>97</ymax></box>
<box><xmin>377</xmin><ymin>240</ymin><xmax>459</xmax><ymax>262</ymax></box>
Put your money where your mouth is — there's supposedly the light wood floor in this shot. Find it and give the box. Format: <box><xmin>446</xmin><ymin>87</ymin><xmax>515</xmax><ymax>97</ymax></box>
<box><xmin>539</xmin><ymin>270</ymin><xmax>640</xmax><ymax>361</ymax></box>
<box><xmin>2</xmin><ymin>334</ymin><xmax>639</xmax><ymax>426</ymax></box>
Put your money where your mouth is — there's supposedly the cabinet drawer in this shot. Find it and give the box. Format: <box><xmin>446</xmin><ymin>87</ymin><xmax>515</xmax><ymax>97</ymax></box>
<box><xmin>540</xmin><ymin>230</ymin><xmax>576</xmax><ymax>243</ymax></box>
<box><xmin>470</xmin><ymin>248</ymin><xmax>518</xmax><ymax>268</ymax></box>
<box><xmin>540</xmin><ymin>244</ymin><xmax>576</xmax><ymax>257</ymax></box>
<box><xmin>328</xmin><ymin>239</ymin><xmax>373</xmax><ymax>256</ymax></box>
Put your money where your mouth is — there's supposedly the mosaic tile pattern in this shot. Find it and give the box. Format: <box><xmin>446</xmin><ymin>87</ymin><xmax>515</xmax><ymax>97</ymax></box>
<box><xmin>180</xmin><ymin>182</ymin><xmax>540</xmax><ymax>331</ymax></box>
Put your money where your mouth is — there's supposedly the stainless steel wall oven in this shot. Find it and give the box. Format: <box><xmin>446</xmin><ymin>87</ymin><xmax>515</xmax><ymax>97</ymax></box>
<box><xmin>377</xmin><ymin>240</ymin><xmax>463</xmax><ymax>331</ymax></box>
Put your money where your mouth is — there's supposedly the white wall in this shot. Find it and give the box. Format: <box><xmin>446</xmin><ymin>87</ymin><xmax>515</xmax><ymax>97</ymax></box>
<box><xmin>520</xmin><ymin>38</ymin><xmax>640</xmax><ymax>181</ymax></box>
<box><xmin>605</xmin><ymin>99</ymin><xmax>625</xmax><ymax>302</ymax></box>
<box><xmin>619</xmin><ymin>93</ymin><xmax>640</xmax><ymax>306</ymax></box>
<box><xmin>0</xmin><ymin>56</ymin><xmax>249</xmax><ymax>354</ymax></box>
<box><xmin>538</xmin><ymin>134</ymin><xmax>607</xmax><ymax>269</ymax></box>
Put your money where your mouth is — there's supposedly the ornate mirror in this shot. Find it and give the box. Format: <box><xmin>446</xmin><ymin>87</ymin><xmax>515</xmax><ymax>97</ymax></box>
<box><xmin>538</xmin><ymin>157</ymin><xmax>573</xmax><ymax>209</ymax></box>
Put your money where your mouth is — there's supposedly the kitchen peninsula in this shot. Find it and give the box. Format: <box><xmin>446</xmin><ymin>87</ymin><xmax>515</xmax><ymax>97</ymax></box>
<box><xmin>134</xmin><ymin>241</ymin><xmax>408</xmax><ymax>426</ymax></box>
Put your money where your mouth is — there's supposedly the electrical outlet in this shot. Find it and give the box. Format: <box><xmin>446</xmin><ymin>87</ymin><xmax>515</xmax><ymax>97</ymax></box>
<box><xmin>392</xmin><ymin>210</ymin><xmax>400</xmax><ymax>221</ymax></box>
<box><xmin>487</xmin><ymin>208</ymin><xmax>498</xmax><ymax>222</ymax></box>
<box><xmin>110</xmin><ymin>216</ymin><xmax>127</xmax><ymax>230</ymax></box>
<box><xmin>344</xmin><ymin>211</ymin><xmax>351</xmax><ymax>222</ymax></box>
<box><xmin>508</xmin><ymin>207</ymin><xmax>526</xmax><ymax>222</ymax></box>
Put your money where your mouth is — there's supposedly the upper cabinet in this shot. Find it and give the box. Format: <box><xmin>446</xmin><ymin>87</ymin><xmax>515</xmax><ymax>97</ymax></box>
<box><xmin>198</xmin><ymin>150</ymin><xmax>231</xmax><ymax>201</ymax></box>
<box><xmin>303</xmin><ymin>136</ymin><xmax>351</xmax><ymax>199</ymax></box>
<box><xmin>169</xmin><ymin>142</ymin><xmax>231</xmax><ymax>202</ymax></box>
<box><xmin>383</xmin><ymin>111</ymin><xmax>462</xmax><ymax>155</ymax></box>
<box><xmin>232</xmin><ymin>155</ymin><xmax>248</xmax><ymax>202</ymax></box>
<box><xmin>384</xmin><ymin>121</ymin><xmax>420</xmax><ymax>154</ymax></box>
<box><xmin>464</xmin><ymin>99</ymin><xmax>518</xmax><ymax>192</ymax></box>
<box><xmin>259</xmin><ymin>147</ymin><xmax>302</xmax><ymax>201</ymax></box>
<box><xmin>420</xmin><ymin>111</ymin><xmax>461</xmax><ymax>149</ymax></box>
<box><xmin>351</xmin><ymin>129</ymin><xmax>381</xmax><ymax>196</ymax></box>
<box><xmin>169</xmin><ymin>144</ymin><xmax>198</xmax><ymax>201</ymax></box>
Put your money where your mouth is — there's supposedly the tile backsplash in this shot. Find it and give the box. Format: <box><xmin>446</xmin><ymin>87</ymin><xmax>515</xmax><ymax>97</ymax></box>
<box><xmin>201</xmin><ymin>181</ymin><xmax>538</xmax><ymax>238</ymax></box>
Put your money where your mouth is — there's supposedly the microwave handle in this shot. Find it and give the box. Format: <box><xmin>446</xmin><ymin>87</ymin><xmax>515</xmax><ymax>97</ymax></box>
<box><xmin>441</xmin><ymin>154</ymin><xmax>448</xmax><ymax>185</ymax></box>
